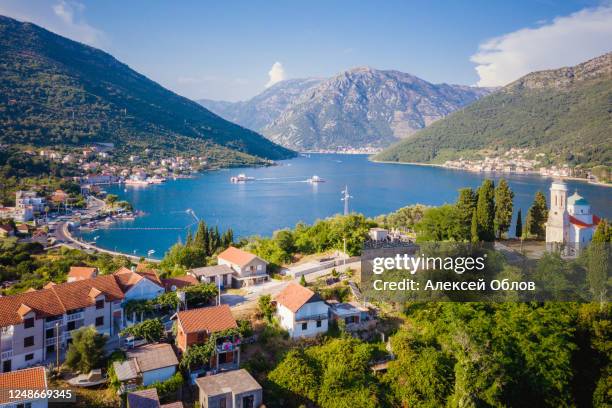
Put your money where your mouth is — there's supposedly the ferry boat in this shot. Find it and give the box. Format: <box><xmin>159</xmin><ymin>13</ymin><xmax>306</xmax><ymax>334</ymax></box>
<box><xmin>307</xmin><ymin>175</ymin><xmax>325</xmax><ymax>183</ymax></box>
<box><xmin>147</xmin><ymin>176</ymin><xmax>166</xmax><ymax>184</ymax></box>
<box><xmin>125</xmin><ymin>178</ymin><xmax>150</xmax><ymax>186</ymax></box>
<box><xmin>230</xmin><ymin>173</ymin><xmax>255</xmax><ymax>183</ymax></box>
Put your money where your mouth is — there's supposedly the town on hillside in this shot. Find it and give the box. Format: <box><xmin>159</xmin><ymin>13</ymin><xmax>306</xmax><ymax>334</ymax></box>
<box><xmin>0</xmin><ymin>175</ymin><xmax>609</xmax><ymax>407</ymax></box>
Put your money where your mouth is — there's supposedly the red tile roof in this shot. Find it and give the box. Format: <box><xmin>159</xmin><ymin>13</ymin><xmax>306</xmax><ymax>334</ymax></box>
<box><xmin>113</xmin><ymin>267</ymin><xmax>162</xmax><ymax>291</ymax></box>
<box><xmin>218</xmin><ymin>246</ymin><xmax>264</xmax><ymax>267</ymax></box>
<box><xmin>162</xmin><ymin>276</ymin><xmax>198</xmax><ymax>291</ymax></box>
<box><xmin>0</xmin><ymin>274</ymin><xmax>125</xmax><ymax>327</ymax></box>
<box><xmin>0</xmin><ymin>367</ymin><xmax>47</xmax><ymax>404</ymax></box>
<box><xmin>275</xmin><ymin>282</ymin><xmax>318</xmax><ymax>313</ymax></box>
<box><xmin>569</xmin><ymin>214</ymin><xmax>601</xmax><ymax>229</ymax></box>
<box><xmin>176</xmin><ymin>305</ymin><xmax>237</xmax><ymax>334</ymax></box>
<box><xmin>68</xmin><ymin>266</ymin><xmax>97</xmax><ymax>280</ymax></box>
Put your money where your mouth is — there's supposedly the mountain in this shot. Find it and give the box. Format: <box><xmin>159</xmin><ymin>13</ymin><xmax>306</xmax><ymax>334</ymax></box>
<box><xmin>375</xmin><ymin>53</ymin><xmax>612</xmax><ymax>167</ymax></box>
<box><xmin>0</xmin><ymin>15</ymin><xmax>294</xmax><ymax>166</ymax></box>
<box><xmin>200</xmin><ymin>68</ymin><xmax>491</xmax><ymax>151</ymax></box>
<box><xmin>199</xmin><ymin>78</ymin><xmax>322</xmax><ymax>132</ymax></box>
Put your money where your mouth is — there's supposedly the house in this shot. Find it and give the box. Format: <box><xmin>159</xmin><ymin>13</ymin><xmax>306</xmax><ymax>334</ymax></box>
<box><xmin>67</xmin><ymin>266</ymin><xmax>98</xmax><ymax>282</ymax></box>
<box><xmin>113</xmin><ymin>343</ymin><xmax>179</xmax><ymax>390</ymax></box>
<box><xmin>0</xmin><ymin>274</ymin><xmax>125</xmax><ymax>373</ymax></box>
<box><xmin>0</xmin><ymin>366</ymin><xmax>48</xmax><ymax>408</ymax></box>
<box><xmin>369</xmin><ymin>228</ymin><xmax>389</xmax><ymax>241</ymax></box>
<box><xmin>196</xmin><ymin>369</ymin><xmax>262</xmax><ymax>408</ymax></box>
<box><xmin>217</xmin><ymin>247</ymin><xmax>268</xmax><ymax>287</ymax></box>
<box><xmin>114</xmin><ymin>267</ymin><xmax>164</xmax><ymax>300</ymax></box>
<box><xmin>127</xmin><ymin>388</ymin><xmax>184</xmax><ymax>408</ymax></box>
<box><xmin>15</xmin><ymin>191</ymin><xmax>45</xmax><ymax>213</ymax></box>
<box><xmin>546</xmin><ymin>181</ymin><xmax>601</xmax><ymax>251</ymax></box>
<box><xmin>161</xmin><ymin>275</ymin><xmax>198</xmax><ymax>292</ymax></box>
<box><xmin>328</xmin><ymin>301</ymin><xmax>376</xmax><ymax>332</ymax></box>
<box><xmin>16</xmin><ymin>224</ymin><xmax>30</xmax><ymax>235</ymax></box>
<box><xmin>173</xmin><ymin>305</ymin><xmax>240</xmax><ymax>371</ymax></box>
<box><xmin>188</xmin><ymin>265</ymin><xmax>234</xmax><ymax>289</ymax></box>
<box><xmin>0</xmin><ymin>224</ymin><xmax>14</xmax><ymax>238</ymax></box>
<box><xmin>274</xmin><ymin>283</ymin><xmax>329</xmax><ymax>339</ymax></box>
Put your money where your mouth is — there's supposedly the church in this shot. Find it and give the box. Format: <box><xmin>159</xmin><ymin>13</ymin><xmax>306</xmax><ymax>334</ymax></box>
<box><xmin>546</xmin><ymin>180</ymin><xmax>601</xmax><ymax>250</ymax></box>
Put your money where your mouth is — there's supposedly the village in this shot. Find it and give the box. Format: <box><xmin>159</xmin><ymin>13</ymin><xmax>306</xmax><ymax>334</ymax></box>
<box><xmin>441</xmin><ymin>148</ymin><xmax>603</xmax><ymax>181</ymax></box>
<box><xmin>0</xmin><ymin>174</ymin><xmax>607</xmax><ymax>407</ymax></box>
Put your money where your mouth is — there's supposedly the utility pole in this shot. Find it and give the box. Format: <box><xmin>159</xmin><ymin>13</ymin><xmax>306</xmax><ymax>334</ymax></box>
<box><xmin>55</xmin><ymin>322</ymin><xmax>60</xmax><ymax>373</ymax></box>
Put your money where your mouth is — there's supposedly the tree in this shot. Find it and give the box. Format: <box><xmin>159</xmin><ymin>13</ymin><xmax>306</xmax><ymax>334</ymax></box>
<box><xmin>184</xmin><ymin>282</ymin><xmax>218</xmax><ymax>307</ymax></box>
<box><xmin>300</xmin><ymin>275</ymin><xmax>307</xmax><ymax>286</ymax></box>
<box><xmin>416</xmin><ymin>205</ymin><xmax>462</xmax><ymax>242</ymax></box>
<box><xmin>120</xmin><ymin>318</ymin><xmax>164</xmax><ymax>343</ymax></box>
<box><xmin>525</xmin><ymin>191</ymin><xmax>548</xmax><ymax>239</ymax></box>
<box><xmin>476</xmin><ymin>179</ymin><xmax>495</xmax><ymax>242</ymax></box>
<box><xmin>105</xmin><ymin>194</ymin><xmax>118</xmax><ymax>209</ymax></box>
<box><xmin>456</xmin><ymin>188</ymin><xmax>477</xmax><ymax>241</ymax></box>
<box><xmin>494</xmin><ymin>179</ymin><xmax>514</xmax><ymax>238</ymax></box>
<box><xmin>592</xmin><ymin>218</ymin><xmax>612</xmax><ymax>243</ymax></box>
<box><xmin>193</xmin><ymin>220</ymin><xmax>209</xmax><ymax>255</ymax></box>
<box><xmin>258</xmin><ymin>294</ymin><xmax>276</xmax><ymax>322</ymax></box>
<box><xmin>64</xmin><ymin>326</ymin><xmax>106</xmax><ymax>373</ymax></box>
<box><xmin>515</xmin><ymin>209</ymin><xmax>523</xmax><ymax>239</ymax></box>
<box><xmin>470</xmin><ymin>209</ymin><xmax>479</xmax><ymax>244</ymax></box>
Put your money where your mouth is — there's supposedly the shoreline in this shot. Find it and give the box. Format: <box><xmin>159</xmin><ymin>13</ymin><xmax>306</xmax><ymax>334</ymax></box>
<box><xmin>370</xmin><ymin>159</ymin><xmax>611</xmax><ymax>187</ymax></box>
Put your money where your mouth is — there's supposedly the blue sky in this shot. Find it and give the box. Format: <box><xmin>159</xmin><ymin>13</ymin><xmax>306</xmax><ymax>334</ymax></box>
<box><xmin>1</xmin><ymin>0</ymin><xmax>611</xmax><ymax>101</ymax></box>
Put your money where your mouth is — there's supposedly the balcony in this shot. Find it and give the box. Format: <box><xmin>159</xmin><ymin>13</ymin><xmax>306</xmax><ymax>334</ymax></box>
<box><xmin>66</xmin><ymin>312</ymin><xmax>84</xmax><ymax>322</ymax></box>
<box><xmin>216</xmin><ymin>339</ymin><xmax>241</xmax><ymax>354</ymax></box>
<box><xmin>1</xmin><ymin>350</ymin><xmax>13</xmax><ymax>360</ymax></box>
<box><xmin>45</xmin><ymin>320</ymin><xmax>63</xmax><ymax>329</ymax></box>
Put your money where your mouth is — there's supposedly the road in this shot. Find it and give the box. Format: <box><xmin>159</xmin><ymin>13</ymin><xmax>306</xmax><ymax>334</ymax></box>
<box><xmin>51</xmin><ymin>196</ymin><xmax>159</xmax><ymax>263</ymax></box>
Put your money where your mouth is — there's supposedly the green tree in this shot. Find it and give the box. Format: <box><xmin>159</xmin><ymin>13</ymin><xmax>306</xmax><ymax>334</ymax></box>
<box><xmin>470</xmin><ymin>208</ymin><xmax>479</xmax><ymax>244</ymax></box>
<box><xmin>300</xmin><ymin>275</ymin><xmax>307</xmax><ymax>286</ymax></box>
<box><xmin>105</xmin><ymin>194</ymin><xmax>118</xmax><ymax>209</ymax></box>
<box><xmin>416</xmin><ymin>205</ymin><xmax>462</xmax><ymax>242</ymax></box>
<box><xmin>525</xmin><ymin>191</ymin><xmax>548</xmax><ymax>239</ymax></box>
<box><xmin>592</xmin><ymin>218</ymin><xmax>612</xmax><ymax>243</ymax></box>
<box><xmin>258</xmin><ymin>294</ymin><xmax>276</xmax><ymax>322</ymax></box>
<box><xmin>64</xmin><ymin>326</ymin><xmax>106</xmax><ymax>373</ymax></box>
<box><xmin>476</xmin><ymin>179</ymin><xmax>495</xmax><ymax>242</ymax></box>
<box><xmin>120</xmin><ymin>318</ymin><xmax>164</xmax><ymax>343</ymax></box>
<box><xmin>456</xmin><ymin>188</ymin><xmax>477</xmax><ymax>241</ymax></box>
<box><xmin>515</xmin><ymin>209</ymin><xmax>523</xmax><ymax>239</ymax></box>
<box><xmin>494</xmin><ymin>179</ymin><xmax>514</xmax><ymax>238</ymax></box>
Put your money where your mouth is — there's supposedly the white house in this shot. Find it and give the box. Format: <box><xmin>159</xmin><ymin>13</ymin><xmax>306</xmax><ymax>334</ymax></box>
<box><xmin>369</xmin><ymin>228</ymin><xmax>389</xmax><ymax>241</ymax></box>
<box><xmin>275</xmin><ymin>283</ymin><xmax>329</xmax><ymax>339</ymax></box>
<box><xmin>546</xmin><ymin>180</ymin><xmax>601</xmax><ymax>250</ymax></box>
<box><xmin>113</xmin><ymin>267</ymin><xmax>164</xmax><ymax>325</ymax></box>
<box><xmin>113</xmin><ymin>343</ymin><xmax>178</xmax><ymax>390</ymax></box>
<box><xmin>217</xmin><ymin>247</ymin><xmax>269</xmax><ymax>287</ymax></box>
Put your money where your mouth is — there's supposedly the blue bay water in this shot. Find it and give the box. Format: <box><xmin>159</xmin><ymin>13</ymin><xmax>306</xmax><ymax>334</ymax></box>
<box><xmin>81</xmin><ymin>154</ymin><xmax>612</xmax><ymax>259</ymax></box>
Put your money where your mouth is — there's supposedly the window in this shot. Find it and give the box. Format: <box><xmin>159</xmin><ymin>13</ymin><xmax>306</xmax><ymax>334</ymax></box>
<box><xmin>24</xmin><ymin>336</ymin><xmax>34</xmax><ymax>348</ymax></box>
<box><xmin>46</xmin><ymin>345</ymin><xmax>55</xmax><ymax>354</ymax></box>
<box><xmin>219</xmin><ymin>398</ymin><xmax>227</xmax><ymax>408</ymax></box>
<box><xmin>67</xmin><ymin>321</ymin><xmax>75</xmax><ymax>331</ymax></box>
<box><xmin>46</xmin><ymin>328</ymin><xmax>55</xmax><ymax>339</ymax></box>
<box><xmin>95</xmin><ymin>316</ymin><xmax>104</xmax><ymax>327</ymax></box>
<box><xmin>257</xmin><ymin>264</ymin><xmax>262</xmax><ymax>271</ymax></box>
<box><xmin>95</xmin><ymin>299</ymin><xmax>105</xmax><ymax>309</ymax></box>
<box><xmin>316</xmin><ymin>320</ymin><xmax>322</xmax><ymax>328</ymax></box>
<box><xmin>16</xmin><ymin>403</ymin><xmax>32</xmax><ymax>408</ymax></box>
<box><xmin>25</xmin><ymin>353</ymin><xmax>34</xmax><ymax>361</ymax></box>
<box><xmin>24</xmin><ymin>318</ymin><xmax>34</xmax><ymax>329</ymax></box>
<box><xmin>2</xmin><ymin>360</ymin><xmax>11</xmax><ymax>373</ymax></box>
<box><xmin>197</xmin><ymin>332</ymin><xmax>205</xmax><ymax>342</ymax></box>
<box><xmin>301</xmin><ymin>322</ymin><xmax>307</xmax><ymax>331</ymax></box>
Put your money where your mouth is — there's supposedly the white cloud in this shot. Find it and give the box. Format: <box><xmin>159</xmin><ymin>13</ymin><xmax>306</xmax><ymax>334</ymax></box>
<box><xmin>265</xmin><ymin>62</ymin><xmax>286</xmax><ymax>87</ymax></box>
<box><xmin>471</xmin><ymin>6</ymin><xmax>612</xmax><ymax>87</ymax></box>
<box><xmin>0</xmin><ymin>0</ymin><xmax>106</xmax><ymax>47</ymax></box>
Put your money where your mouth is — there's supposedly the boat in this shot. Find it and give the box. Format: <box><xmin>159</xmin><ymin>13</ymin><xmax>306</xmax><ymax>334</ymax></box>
<box><xmin>147</xmin><ymin>176</ymin><xmax>166</xmax><ymax>184</ymax></box>
<box><xmin>125</xmin><ymin>179</ymin><xmax>150</xmax><ymax>186</ymax></box>
<box><xmin>230</xmin><ymin>173</ymin><xmax>255</xmax><ymax>183</ymax></box>
<box><xmin>67</xmin><ymin>369</ymin><xmax>108</xmax><ymax>388</ymax></box>
<box><xmin>307</xmin><ymin>175</ymin><xmax>325</xmax><ymax>183</ymax></box>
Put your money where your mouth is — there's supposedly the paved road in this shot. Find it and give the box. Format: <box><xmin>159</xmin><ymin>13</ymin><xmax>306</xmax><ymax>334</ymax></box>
<box><xmin>51</xmin><ymin>196</ymin><xmax>159</xmax><ymax>263</ymax></box>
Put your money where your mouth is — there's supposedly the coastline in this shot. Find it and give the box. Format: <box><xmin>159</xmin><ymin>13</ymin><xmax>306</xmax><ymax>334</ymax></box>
<box><xmin>370</xmin><ymin>159</ymin><xmax>611</xmax><ymax>188</ymax></box>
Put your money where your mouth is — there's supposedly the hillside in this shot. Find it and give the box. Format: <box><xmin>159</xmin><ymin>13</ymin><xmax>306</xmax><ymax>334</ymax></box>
<box><xmin>374</xmin><ymin>53</ymin><xmax>612</xmax><ymax>167</ymax></box>
<box><xmin>0</xmin><ymin>15</ymin><xmax>294</xmax><ymax>166</ymax></box>
<box><xmin>200</xmin><ymin>68</ymin><xmax>491</xmax><ymax>151</ymax></box>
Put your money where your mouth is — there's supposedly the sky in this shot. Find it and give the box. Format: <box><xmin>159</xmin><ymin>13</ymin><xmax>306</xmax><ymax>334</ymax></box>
<box><xmin>1</xmin><ymin>0</ymin><xmax>611</xmax><ymax>101</ymax></box>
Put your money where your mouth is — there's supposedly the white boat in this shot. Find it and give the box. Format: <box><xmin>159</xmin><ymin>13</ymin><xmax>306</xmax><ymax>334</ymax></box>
<box><xmin>230</xmin><ymin>173</ymin><xmax>255</xmax><ymax>183</ymax></box>
<box><xmin>307</xmin><ymin>175</ymin><xmax>325</xmax><ymax>183</ymax></box>
<box><xmin>125</xmin><ymin>179</ymin><xmax>150</xmax><ymax>186</ymax></box>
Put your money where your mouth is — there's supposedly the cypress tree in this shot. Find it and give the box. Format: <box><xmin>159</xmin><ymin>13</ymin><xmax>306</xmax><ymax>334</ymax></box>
<box><xmin>470</xmin><ymin>209</ymin><xmax>479</xmax><ymax>244</ymax></box>
<box><xmin>194</xmin><ymin>220</ymin><xmax>209</xmax><ymax>254</ymax></box>
<box><xmin>525</xmin><ymin>191</ymin><xmax>548</xmax><ymax>239</ymax></box>
<box><xmin>515</xmin><ymin>209</ymin><xmax>522</xmax><ymax>239</ymax></box>
<box><xmin>456</xmin><ymin>188</ymin><xmax>477</xmax><ymax>241</ymax></box>
<box><xmin>476</xmin><ymin>179</ymin><xmax>495</xmax><ymax>242</ymax></box>
<box><xmin>494</xmin><ymin>179</ymin><xmax>514</xmax><ymax>239</ymax></box>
